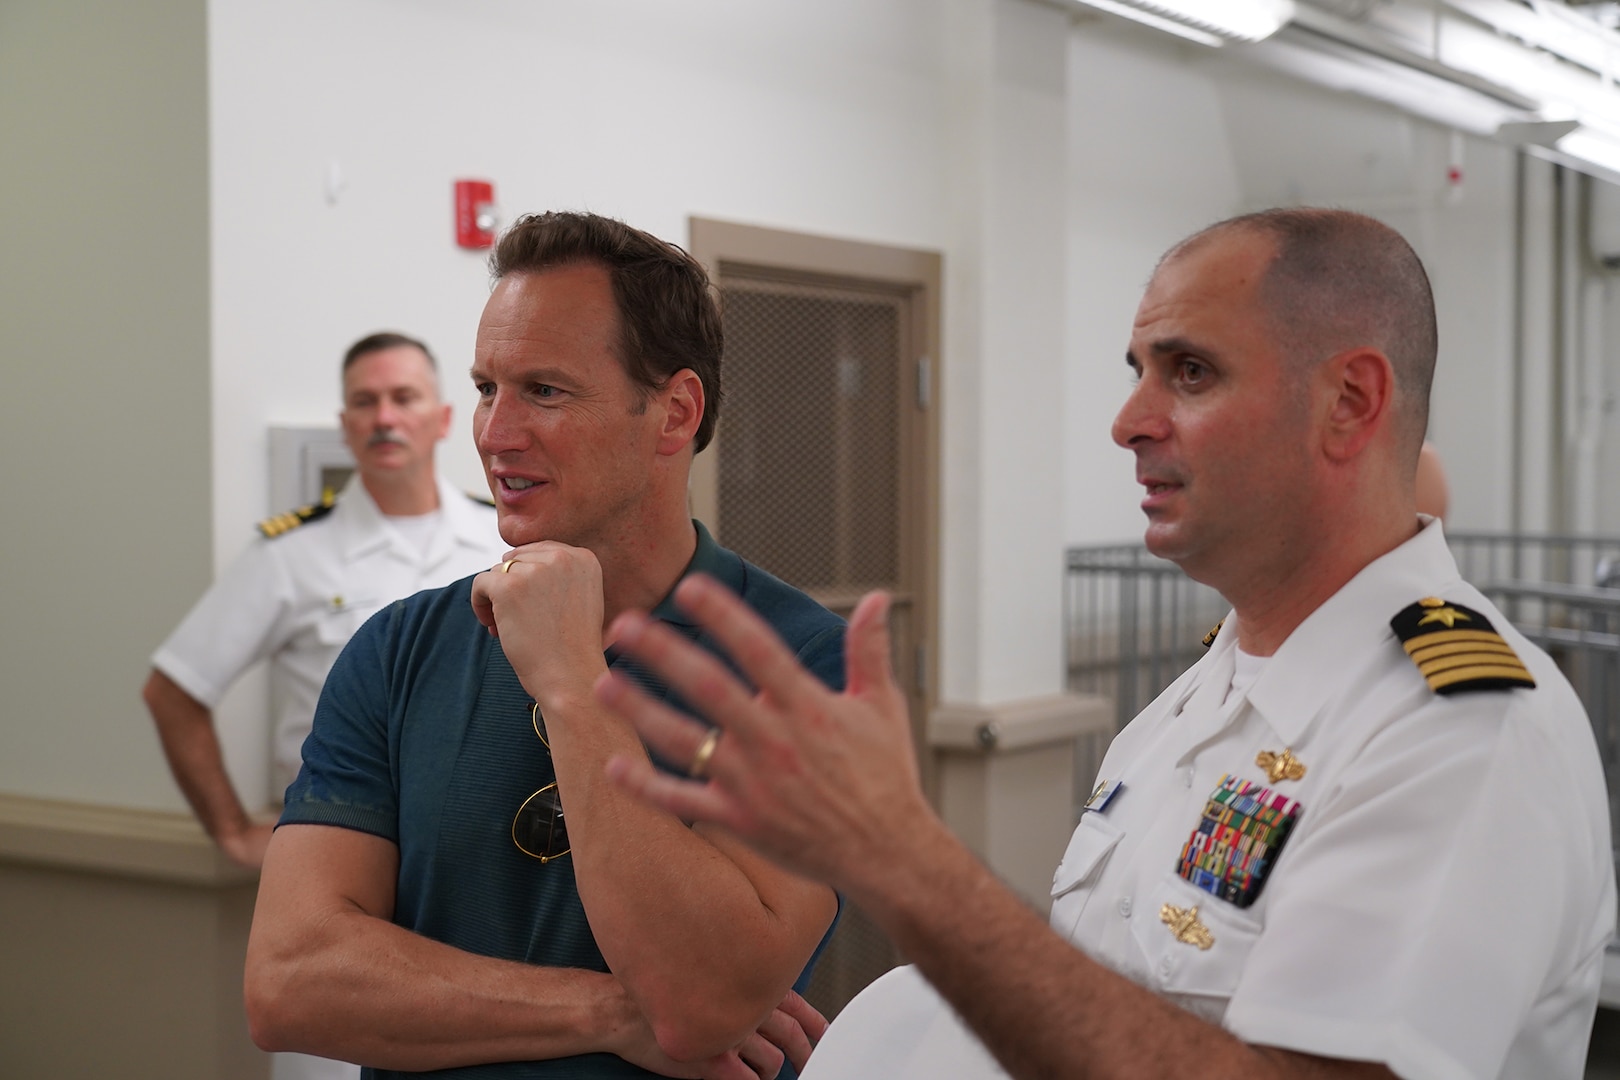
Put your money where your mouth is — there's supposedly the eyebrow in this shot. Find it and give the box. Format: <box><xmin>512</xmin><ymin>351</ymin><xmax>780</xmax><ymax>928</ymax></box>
<box><xmin>1144</xmin><ymin>336</ymin><xmax>1204</xmax><ymax>358</ymax></box>
<box><xmin>467</xmin><ymin>364</ymin><xmax>578</xmax><ymax>386</ymax></box>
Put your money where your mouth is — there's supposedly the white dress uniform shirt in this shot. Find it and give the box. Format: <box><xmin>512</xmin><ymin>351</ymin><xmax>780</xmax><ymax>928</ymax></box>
<box><xmin>153</xmin><ymin>472</ymin><xmax>508</xmax><ymax>793</ymax></box>
<box><xmin>804</xmin><ymin>520</ymin><xmax>1615</xmax><ymax>1080</ymax></box>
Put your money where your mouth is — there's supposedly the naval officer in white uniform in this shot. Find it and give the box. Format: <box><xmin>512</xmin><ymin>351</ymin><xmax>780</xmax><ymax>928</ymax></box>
<box><xmin>144</xmin><ymin>332</ymin><xmax>507</xmax><ymax>1080</ymax></box>
<box><xmin>595</xmin><ymin>209</ymin><xmax>1615</xmax><ymax>1080</ymax></box>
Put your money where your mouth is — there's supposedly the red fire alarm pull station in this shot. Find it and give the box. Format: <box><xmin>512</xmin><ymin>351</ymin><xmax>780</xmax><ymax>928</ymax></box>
<box><xmin>454</xmin><ymin>179</ymin><xmax>497</xmax><ymax>248</ymax></box>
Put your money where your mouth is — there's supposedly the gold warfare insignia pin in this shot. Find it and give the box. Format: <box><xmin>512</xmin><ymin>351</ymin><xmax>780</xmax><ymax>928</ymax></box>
<box><xmin>1160</xmin><ymin>903</ymin><xmax>1214</xmax><ymax>950</ymax></box>
<box><xmin>1201</xmin><ymin>619</ymin><xmax>1224</xmax><ymax>649</ymax></box>
<box><xmin>1391</xmin><ymin>597</ymin><xmax>1536</xmax><ymax>696</ymax></box>
<box><xmin>1255</xmin><ymin>747</ymin><xmax>1306</xmax><ymax>783</ymax></box>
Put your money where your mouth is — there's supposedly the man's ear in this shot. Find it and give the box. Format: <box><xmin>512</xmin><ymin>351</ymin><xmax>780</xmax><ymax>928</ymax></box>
<box><xmin>1320</xmin><ymin>347</ymin><xmax>1394</xmax><ymax>462</ymax></box>
<box><xmin>436</xmin><ymin>402</ymin><xmax>453</xmax><ymax>440</ymax></box>
<box><xmin>656</xmin><ymin>369</ymin><xmax>705</xmax><ymax>456</ymax></box>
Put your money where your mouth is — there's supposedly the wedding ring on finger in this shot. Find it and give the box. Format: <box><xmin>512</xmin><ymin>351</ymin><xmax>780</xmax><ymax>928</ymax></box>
<box><xmin>688</xmin><ymin>728</ymin><xmax>722</xmax><ymax>779</ymax></box>
<box><xmin>500</xmin><ymin>559</ymin><xmax>517</xmax><ymax>574</ymax></box>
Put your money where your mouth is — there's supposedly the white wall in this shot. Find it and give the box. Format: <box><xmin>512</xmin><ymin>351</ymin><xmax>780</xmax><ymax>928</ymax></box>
<box><xmin>1063</xmin><ymin>38</ymin><xmax>1527</xmax><ymax>545</ymax></box>
<box><xmin>1065</xmin><ymin>21</ymin><xmax>1246</xmax><ymax>547</ymax></box>
<box><xmin>208</xmin><ymin>0</ymin><xmax>956</xmax><ymax>540</ymax></box>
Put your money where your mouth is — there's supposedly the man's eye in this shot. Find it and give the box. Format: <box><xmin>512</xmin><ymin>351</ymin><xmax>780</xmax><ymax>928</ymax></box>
<box><xmin>1178</xmin><ymin>361</ymin><xmax>1207</xmax><ymax>384</ymax></box>
<box><xmin>473</xmin><ymin>381</ymin><xmax>494</xmax><ymax>398</ymax></box>
<box><xmin>534</xmin><ymin>384</ymin><xmax>556</xmax><ymax>398</ymax></box>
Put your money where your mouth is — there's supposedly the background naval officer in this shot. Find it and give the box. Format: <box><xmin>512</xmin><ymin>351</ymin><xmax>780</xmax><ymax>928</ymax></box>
<box><xmin>143</xmin><ymin>331</ymin><xmax>507</xmax><ymax>870</ymax></box>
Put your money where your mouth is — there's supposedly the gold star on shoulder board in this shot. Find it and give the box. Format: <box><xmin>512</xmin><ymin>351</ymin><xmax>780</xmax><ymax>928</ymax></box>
<box><xmin>1256</xmin><ymin>748</ymin><xmax>1306</xmax><ymax>783</ymax></box>
<box><xmin>1416</xmin><ymin>596</ymin><xmax>1471</xmax><ymax>629</ymax></box>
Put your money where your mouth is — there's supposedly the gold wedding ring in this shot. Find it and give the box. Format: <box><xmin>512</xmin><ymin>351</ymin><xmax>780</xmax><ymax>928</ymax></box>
<box><xmin>500</xmin><ymin>559</ymin><xmax>517</xmax><ymax>574</ymax></box>
<box><xmin>688</xmin><ymin>728</ymin><xmax>722</xmax><ymax>779</ymax></box>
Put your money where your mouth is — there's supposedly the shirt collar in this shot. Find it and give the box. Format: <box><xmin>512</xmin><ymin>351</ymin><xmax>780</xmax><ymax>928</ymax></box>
<box><xmin>434</xmin><ymin>474</ymin><xmax>501</xmax><ymax>549</ymax></box>
<box><xmin>334</xmin><ymin>472</ymin><xmax>489</xmax><ymax>564</ymax></box>
<box><xmin>646</xmin><ymin>520</ymin><xmax>745</xmax><ymax>629</ymax></box>
<box><xmin>331</xmin><ymin>473</ymin><xmax>394</xmax><ymax>560</ymax></box>
<box><xmin>1242</xmin><ymin>518</ymin><xmax>1460</xmax><ymax>745</ymax></box>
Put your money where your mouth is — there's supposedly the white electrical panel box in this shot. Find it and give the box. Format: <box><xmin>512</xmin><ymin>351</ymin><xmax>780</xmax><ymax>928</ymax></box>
<box><xmin>268</xmin><ymin>426</ymin><xmax>354</xmax><ymax>511</ymax></box>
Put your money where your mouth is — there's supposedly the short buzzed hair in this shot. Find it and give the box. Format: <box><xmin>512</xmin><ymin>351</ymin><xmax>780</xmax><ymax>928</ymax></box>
<box><xmin>1168</xmin><ymin>208</ymin><xmax>1437</xmax><ymax>459</ymax></box>
<box><xmin>489</xmin><ymin>211</ymin><xmax>724</xmax><ymax>453</ymax></box>
<box><xmin>343</xmin><ymin>331</ymin><xmax>437</xmax><ymax>373</ymax></box>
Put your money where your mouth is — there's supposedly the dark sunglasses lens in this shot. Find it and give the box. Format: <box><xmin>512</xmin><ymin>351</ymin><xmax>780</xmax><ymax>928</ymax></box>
<box><xmin>513</xmin><ymin>787</ymin><xmax>569</xmax><ymax>861</ymax></box>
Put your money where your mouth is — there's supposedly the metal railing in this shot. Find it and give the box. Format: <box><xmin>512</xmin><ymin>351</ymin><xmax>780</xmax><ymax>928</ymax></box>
<box><xmin>1064</xmin><ymin>544</ymin><xmax>1228</xmax><ymax>733</ymax></box>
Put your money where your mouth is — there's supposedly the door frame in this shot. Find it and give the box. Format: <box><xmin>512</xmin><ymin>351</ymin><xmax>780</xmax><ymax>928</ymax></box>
<box><xmin>687</xmin><ymin>216</ymin><xmax>943</xmax><ymax>796</ymax></box>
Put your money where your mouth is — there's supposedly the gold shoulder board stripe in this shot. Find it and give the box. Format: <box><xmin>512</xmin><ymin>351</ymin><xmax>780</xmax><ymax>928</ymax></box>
<box><xmin>1390</xmin><ymin>597</ymin><xmax>1536</xmax><ymax>696</ymax></box>
<box><xmin>1201</xmin><ymin>619</ymin><xmax>1224</xmax><ymax>649</ymax></box>
<box><xmin>256</xmin><ymin>495</ymin><xmax>338</xmax><ymax>539</ymax></box>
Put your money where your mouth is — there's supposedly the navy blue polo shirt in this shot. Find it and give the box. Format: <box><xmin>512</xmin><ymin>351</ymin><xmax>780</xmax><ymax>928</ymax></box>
<box><xmin>282</xmin><ymin>522</ymin><xmax>846</xmax><ymax>1079</ymax></box>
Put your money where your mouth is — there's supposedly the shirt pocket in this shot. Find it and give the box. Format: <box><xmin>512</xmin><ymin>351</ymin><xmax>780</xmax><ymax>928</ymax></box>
<box><xmin>1130</xmin><ymin>872</ymin><xmax>1263</xmax><ymax>1023</ymax></box>
<box><xmin>1049</xmin><ymin>812</ymin><xmax>1125</xmax><ymax>939</ymax></box>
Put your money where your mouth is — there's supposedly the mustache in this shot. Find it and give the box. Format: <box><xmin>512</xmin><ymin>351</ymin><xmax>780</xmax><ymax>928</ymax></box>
<box><xmin>367</xmin><ymin>430</ymin><xmax>410</xmax><ymax>448</ymax></box>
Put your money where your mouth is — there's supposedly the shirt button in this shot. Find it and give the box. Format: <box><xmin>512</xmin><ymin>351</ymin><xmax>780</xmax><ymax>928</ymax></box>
<box><xmin>1182</xmin><ymin>768</ymin><xmax>1194</xmax><ymax>788</ymax></box>
<box><xmin>1118</xmin><ymin>897</ymin><xmax>1133</xmax><ymax>918</ymax></box>
<box><xmin>1159</xmin><ymin>956</ymin><xmax>1174</xmax><ymax>979</ymax></box>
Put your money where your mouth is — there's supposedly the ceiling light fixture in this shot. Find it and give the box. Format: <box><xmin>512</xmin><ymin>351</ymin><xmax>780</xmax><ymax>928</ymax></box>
<box><xmin>1073</xmin><ymin>0</ymin><xmax>1296</xmax><ymax>45</ymax></box>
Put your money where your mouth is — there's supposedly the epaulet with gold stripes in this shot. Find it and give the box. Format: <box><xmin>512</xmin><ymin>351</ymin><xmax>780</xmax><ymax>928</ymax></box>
<box><xmin>1201</xmin><ymin>619</ymin><xmax>1224</xmax><ymax>649</ymax></box>
<box><xmin>465</xmin><ymin>491</ymin><xmax>496</xmax><ymax>508</ymax></box>
<box><xmin>257</xmin><ymin>489</ymin><xmax>337</xmax><ymax>539</ymax></box>
<box><xmin>1390</xmin><ymin>596</ymin><xmax>1536</xmax><ymax>695</ymax></box>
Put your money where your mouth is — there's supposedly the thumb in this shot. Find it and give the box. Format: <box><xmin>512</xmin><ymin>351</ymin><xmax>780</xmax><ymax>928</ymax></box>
<box><xmin>844</xmin><ymin>590</ymin><xmax>895</xmax><ymax>697</ymax></box>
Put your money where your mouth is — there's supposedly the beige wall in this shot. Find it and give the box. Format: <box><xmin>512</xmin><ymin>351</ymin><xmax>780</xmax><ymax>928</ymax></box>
<box><xmin>0</xmin><ymin>1</ymin><xmax>250</xmax><ymax>1074</ymax></box>
<box><xmin>0</xmin><ymin>796</ymin><xmax>264</xmax><ymax>1079</ymax></box>
<box><xmin>0</xmin><ymin>0</ymin><xmax>212</xmax><ymax>807</ymax></box>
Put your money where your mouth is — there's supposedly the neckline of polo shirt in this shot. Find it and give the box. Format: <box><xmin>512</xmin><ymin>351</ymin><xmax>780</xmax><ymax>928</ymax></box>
<box><xmin>1242</xmin><ymin>520</ymin><xmax>1459</xmax><ymax>746</ymax></box>
<box><xmin>644</xmin><ymin>519</ymin><xmax>746</xmax><ymax>630</ymax></box>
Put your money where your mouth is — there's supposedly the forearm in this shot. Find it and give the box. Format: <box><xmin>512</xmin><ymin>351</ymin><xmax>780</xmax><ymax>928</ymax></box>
<box><xmin>247</xmin><ymin>868</ymin><xmax>638</xmax><ymax>1068</ymax></box>
<box><xmin>143</xmin><ymin>670</ymin><xmax>256</xmax><ymax>841</ymax></box>
<box><xmin>549</xmin><ymin>701</ymin><xmax>828</xmax><ymax>1058</ymax></box>
<box><xmin>848</xmin><ymin>816</ymin><xmax>1385</xmax><ymax>1080</ymax></box>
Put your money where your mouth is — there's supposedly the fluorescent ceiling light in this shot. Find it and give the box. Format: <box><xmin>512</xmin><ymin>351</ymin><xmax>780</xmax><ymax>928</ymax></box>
<box><xmin>1074</xmin><ymin>0</ymin><xmax>1295</xmax><ymax>44</ymax></box>
<box><xmin>1079</xmin><ymin>0</ymin><xmax>1226</xmax><ymax>45</ymax></box>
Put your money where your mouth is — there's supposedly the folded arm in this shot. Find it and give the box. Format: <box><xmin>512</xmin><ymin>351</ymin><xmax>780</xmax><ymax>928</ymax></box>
<box><xmin>245</xmin><ymin>823</ymin><xmax>643</xmax><ymax>1069</ymax></box>
<box><xmin>474</xmin><ymin>546</ymin><xmax>839</xmax><ymax>1062</ymax></box>
<box><xmin>546</xmin><ymin>693</ymin><xmax>837</xmax><ymax>1061</ymax></box>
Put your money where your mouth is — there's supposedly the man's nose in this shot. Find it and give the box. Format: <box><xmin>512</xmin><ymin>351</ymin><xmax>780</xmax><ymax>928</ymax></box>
<box><xmin>1111</xmin><ymin>378</ymin><xmax>1167</xmax><ymax>449</ymax></box>
<box><xmin>475</xmin><ymin>390</ymin><xmax>525</xmax><ymax>456</ymax></box>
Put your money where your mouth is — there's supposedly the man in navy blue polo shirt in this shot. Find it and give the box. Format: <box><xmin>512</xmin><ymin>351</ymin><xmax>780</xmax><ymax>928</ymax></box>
<box><xmin>245</xmin><ymin>212</ymin><xmax>843</xmax><ymax>1080</ymax></box>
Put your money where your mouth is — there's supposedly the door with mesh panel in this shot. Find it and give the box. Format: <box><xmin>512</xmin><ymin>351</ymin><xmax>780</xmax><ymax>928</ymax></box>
<box><xmin>717</xmin><ymin>278</ymin><xmax>904</xmax><ymax>608</ymax></box>
<box><xmin>692</xmin><ymin>240</ymin><xmax>938</xmax><ymax>1020</ymax></box>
